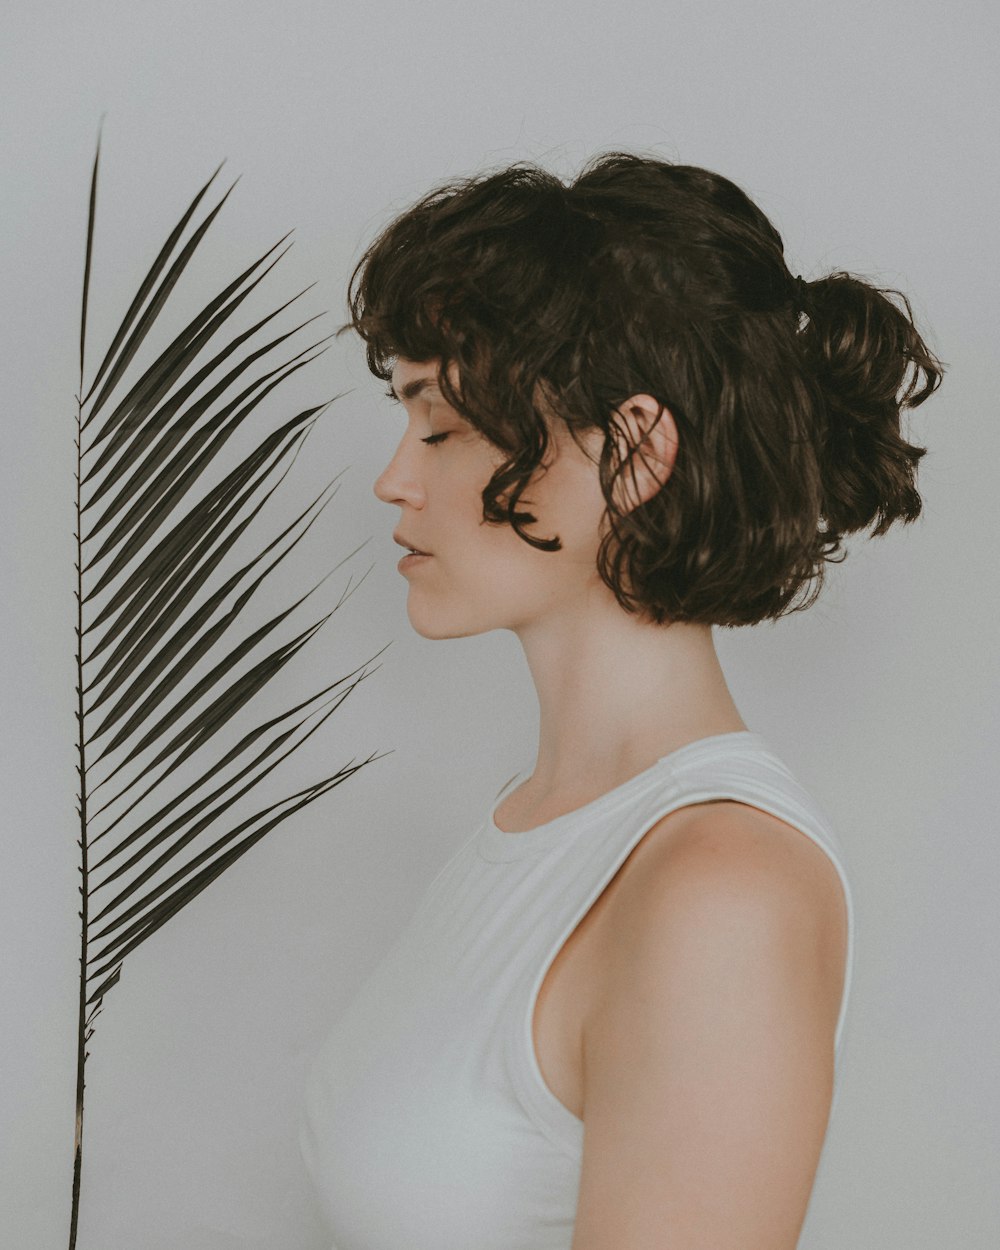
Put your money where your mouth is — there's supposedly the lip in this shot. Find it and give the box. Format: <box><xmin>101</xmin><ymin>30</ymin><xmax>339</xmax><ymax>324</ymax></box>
<box><xmin>393</xmin><ymin>532</ymin><xmax>432</xmax><ymax>556</ymax></box>
<box><xmin>398</xmin><ymin>551</ymin><xmax>433</xmax><ymax>572</ymax></box>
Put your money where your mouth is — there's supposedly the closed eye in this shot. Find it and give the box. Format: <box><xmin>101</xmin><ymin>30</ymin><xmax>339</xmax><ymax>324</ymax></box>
<box><xmin>384</xmin><ymin>387</ymin><xmax>449</xmax><ymax>445</ymax></box>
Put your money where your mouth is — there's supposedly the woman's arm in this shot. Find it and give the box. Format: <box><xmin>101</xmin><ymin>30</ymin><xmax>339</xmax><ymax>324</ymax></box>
<box><xmin>571</xmin><ymin>805</ymin><xmax>848</xmax><ymax>1250</ymax></box>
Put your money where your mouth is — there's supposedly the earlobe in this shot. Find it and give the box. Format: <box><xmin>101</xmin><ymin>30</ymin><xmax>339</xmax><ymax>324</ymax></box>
<box><xmin>610</xmin><ymin>395</ymin><xmax>679</xmax><ymax>512</ymax></box>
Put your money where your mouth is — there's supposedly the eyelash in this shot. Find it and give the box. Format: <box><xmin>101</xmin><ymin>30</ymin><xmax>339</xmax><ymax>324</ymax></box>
<box><xmin>384</xmin><ymin>391</ymin><xmax>450</xmax><ymax>446</ymax></box>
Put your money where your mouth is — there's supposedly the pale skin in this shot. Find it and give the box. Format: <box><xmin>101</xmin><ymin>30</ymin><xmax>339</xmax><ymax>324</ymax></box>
<box><xmin>374</xmin><ymin>357</ymin><xmax>849</xmax><ymax>1249</ymax></box>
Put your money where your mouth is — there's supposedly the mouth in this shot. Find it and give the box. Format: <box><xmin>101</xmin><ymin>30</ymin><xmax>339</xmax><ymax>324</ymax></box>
<box><xmin>398</xmin><ymin>548</ymin><xmax>432</xmax><ymax>572</ymax></box>
<box><xmin>394</xmin><ymin>534</ymin><xmax>433</xmax><ymax>556</ymax></box>
<box><xmin>392</xmin><ymin>532</ymin><xmax>432</xmax><ymax>557</ymax></box>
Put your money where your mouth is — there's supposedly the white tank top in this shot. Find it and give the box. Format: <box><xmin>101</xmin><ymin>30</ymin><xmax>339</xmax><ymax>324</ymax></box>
<box><xmin>298</xmin><ymin>730</ymin><xmax>855</xmax><ymax>1250</ymax></box>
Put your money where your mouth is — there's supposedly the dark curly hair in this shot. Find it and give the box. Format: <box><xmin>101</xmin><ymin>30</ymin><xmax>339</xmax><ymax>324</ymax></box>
<box><xmin>338</xmin><ymin>152</ymin><xmax>944</xmax><ymax>627</ymax></box>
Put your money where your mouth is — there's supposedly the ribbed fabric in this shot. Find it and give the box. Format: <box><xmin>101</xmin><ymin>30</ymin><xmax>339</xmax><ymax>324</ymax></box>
<box><xmin>298</xmin><ymin>730</ymin><xmax>856</xmax><ymax>1250</ymax></box>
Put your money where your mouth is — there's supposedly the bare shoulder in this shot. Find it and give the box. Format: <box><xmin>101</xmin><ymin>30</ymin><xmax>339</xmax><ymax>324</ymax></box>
<box><xmin>591</xmin><ymin>801</ymin><xmax>850</xmax><ymax>1052</ymax></box>
<box><xmin>597</xmin><ymin>799</ymin><xmax>848</xmax><ymax>1002</ymax></box>
<box><xmin>573</xmin><ymin>802</ymin><xmax>849</xmax><ymax>1249</ymax></box>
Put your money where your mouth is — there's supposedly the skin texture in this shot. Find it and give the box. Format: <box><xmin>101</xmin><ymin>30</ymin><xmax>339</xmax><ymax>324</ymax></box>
<box><xmin>373</xmin><ymin>357</ymin><xmax>849</xmax><ymax>1248</ymax></box>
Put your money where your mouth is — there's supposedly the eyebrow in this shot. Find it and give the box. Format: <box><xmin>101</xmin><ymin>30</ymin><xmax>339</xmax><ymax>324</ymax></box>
<box><xmin>386</xmin><ymin>376</ymin><xmax>441</xmax><ymax>402</ymax></box>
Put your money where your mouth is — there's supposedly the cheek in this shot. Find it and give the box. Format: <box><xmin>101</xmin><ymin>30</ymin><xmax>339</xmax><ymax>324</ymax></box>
<box><xmin>525</xmin><ymin>473</ymin><xmax>605</xmax><ymax>561</ymax></box>
<box><xmin>458</xmin><ymin>449</ymin><xmax>599</xmax><ymax>577</ymax></box>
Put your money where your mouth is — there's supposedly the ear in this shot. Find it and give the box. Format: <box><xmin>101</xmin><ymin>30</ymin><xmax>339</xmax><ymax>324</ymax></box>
<box><xmin>608</xmin><ymin>394</ymin><xmax>679</xmax><ymax>513</ymax></box>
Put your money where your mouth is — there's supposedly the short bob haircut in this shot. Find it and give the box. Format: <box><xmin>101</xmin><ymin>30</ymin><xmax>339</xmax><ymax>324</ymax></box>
<box><xmin>340</xmin><ymin>152</ymin><xmax>943</xmax><ymax>628</ymax></box>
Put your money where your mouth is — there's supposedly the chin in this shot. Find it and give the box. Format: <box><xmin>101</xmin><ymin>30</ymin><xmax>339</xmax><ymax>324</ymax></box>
<box><xmin>405</xmin><ymin>604</ymin><xmax>492</xmax><ymax>641</ymax></box>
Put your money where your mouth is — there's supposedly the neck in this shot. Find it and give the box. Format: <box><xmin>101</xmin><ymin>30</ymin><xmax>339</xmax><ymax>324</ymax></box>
<box><xmin>511</xmin><ymin>584</ymin><xmax>747</xmax><ymax>799</ymax></box>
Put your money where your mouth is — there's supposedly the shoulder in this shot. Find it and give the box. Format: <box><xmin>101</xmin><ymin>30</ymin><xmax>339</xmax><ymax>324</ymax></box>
<box><xmin>598</xmin><ymin>800</ymin><xmax>848</xmax><ymax>981</ymax></box>
<box><xmin>583</xmin><ymin>798</ymin><xmax>850</xmax><ymax>1107</ymax></box>
<box><xmin>572</xmin><ymin>803</ymin><xmax>849</xmax><ymax>1244</ymax></box>
<box><xmin>597</xmin><ymin>802</ymin><xmax>848</xmax><ymax>1030</ymax></box>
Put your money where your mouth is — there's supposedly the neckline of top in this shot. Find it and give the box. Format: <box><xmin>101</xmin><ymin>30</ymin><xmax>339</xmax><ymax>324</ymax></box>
<box><xmin>479</xmin><ymin>730</ymin><xmax>766</xmax><ymax>861</ymax></box>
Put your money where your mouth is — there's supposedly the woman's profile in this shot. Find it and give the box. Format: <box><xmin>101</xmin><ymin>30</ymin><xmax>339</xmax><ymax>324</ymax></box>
<box><xmin>298</xmin><ymin>152</ymin><xmax>942</xmax><ymax>1249</ymax></box>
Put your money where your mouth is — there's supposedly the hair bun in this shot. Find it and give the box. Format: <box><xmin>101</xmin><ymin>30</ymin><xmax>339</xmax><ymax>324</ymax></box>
<box><xmin>798</xmin><ymin>271</ymin><xmax>943</xmax><ymax>537</ymax></box>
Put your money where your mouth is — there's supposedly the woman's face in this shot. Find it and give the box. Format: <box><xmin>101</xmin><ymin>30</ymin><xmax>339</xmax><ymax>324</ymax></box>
<box><xmin>372</xmin><ymin>357</ymin><xmax>612</xmax><ymax>640</ymax></box>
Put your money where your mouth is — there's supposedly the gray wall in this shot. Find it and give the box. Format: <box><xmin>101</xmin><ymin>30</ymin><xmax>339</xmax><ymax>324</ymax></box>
<box><xmin>2</xmin><ymin>0</ymin><xmax>997</xmax><ymax>1246</ymax></box>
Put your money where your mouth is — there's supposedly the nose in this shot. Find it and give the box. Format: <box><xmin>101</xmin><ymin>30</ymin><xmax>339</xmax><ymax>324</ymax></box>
<box><xmin>373</xmin><ymin>430</ymin><xmax>425</xmax><ymax>508</ymax></box>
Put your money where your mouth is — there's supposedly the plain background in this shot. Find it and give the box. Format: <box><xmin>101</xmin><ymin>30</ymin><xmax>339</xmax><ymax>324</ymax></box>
<box><xmin>2</xmin><ymin>1</ymin><xmax>997</xmax><ymax>1247</ymax></box>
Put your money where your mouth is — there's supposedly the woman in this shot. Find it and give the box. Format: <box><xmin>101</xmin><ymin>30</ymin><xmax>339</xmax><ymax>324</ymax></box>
<box><xmin>299</xmin><ymin>153</ymin><xmax>942</xmax><ymax>1249</ymax></box>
